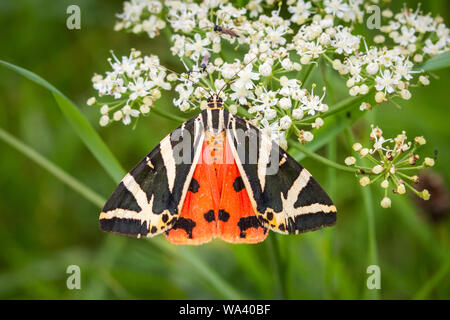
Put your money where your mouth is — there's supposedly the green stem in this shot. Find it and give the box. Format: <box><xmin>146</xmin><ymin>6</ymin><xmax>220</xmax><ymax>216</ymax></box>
<box><xmin>0</xmin><ymin>127</ymin><xmax>105</xmax><ymax>208</ymax></box>
<box><xmin>292</xmin><ymin>141</ymin><xmax>359</xmax><ymax>173</ymax></box>
<box><xmin>361</xmin><ymin>185</ymin><xmax>380</xmax><ymax>300</ymax></box>
<box><xmin>301</xmin><ymin>63</ymin><xmax>315</xmax><ymax>85</ymax></box>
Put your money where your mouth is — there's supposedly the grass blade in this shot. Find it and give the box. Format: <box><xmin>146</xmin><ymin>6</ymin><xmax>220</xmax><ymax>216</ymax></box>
<box><xmin>0</xmin><ymin>127</ymin><xmax>105</xmax><ymax>208</ymax></box>
<box><xmin>416</xmin><ymin>51</ymin><xmax>450</xmax><ymax>72</ymax></box>
<box><xmin>0</xmin><ymin>60</ymin><xmax>125</xmax><ymax>182</ymax></box>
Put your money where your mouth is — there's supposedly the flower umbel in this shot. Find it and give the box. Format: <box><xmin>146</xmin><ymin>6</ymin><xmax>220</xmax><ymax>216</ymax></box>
<box><xmin>346</xmin><ymin>125</ymin><xmax>435</xmax><ymax>208</ymax></box>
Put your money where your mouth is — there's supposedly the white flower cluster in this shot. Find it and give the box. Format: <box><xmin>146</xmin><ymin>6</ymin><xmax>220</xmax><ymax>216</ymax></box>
<box><xmin>91</xmin><ymin>0</ymin><xmax>450</xmax><ymax>146</ymax></box>
<box><xmin>88</xmin><ymin>49</ymin><xmax>172</xmax><ymax>126</ymax></box>
<box><xmin>345</xmin><ymin>125</ymin><xmax>434</xmax><ymax>208</ymax></box>
<box><xmin>114</xmin><ymin>0</ymin><xmax>166</xmax><ymax>38</ymax></box>
<box><xmin>377</xmin><ymin>6</ymin><xmax>449</xmax><ymax>60</ymax></box>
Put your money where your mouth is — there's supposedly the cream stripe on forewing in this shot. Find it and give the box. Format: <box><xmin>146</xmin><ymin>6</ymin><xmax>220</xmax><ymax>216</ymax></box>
<box><xmin>160</xmin><ymin>135</ymin><xmax>176</xmax><ymax>193</ymax></box>
<box><xmin>176</xmin><ymin>115</ymin><xmax>205</xmax><ymax>214</ymax></box>
<box><xmin>122</xmin><ymin>173</ymin><xmax>149</xmax><ymax>210</ymax></box>
<box><xmin>280</xmin><ymin>168</ymin><xmax>311</xmax><ymax>217</ymax></box>
<box><xmin>257</xmin><ymin>132</ymin><xmax>272</xmax><ymax>192</ymax></box>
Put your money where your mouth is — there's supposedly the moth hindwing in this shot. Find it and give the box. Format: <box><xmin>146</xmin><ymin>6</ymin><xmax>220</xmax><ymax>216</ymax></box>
<box><xmin>99</xmin><ymin>104</ymin><xmax>336</xmax><ymax>243</ymax></box>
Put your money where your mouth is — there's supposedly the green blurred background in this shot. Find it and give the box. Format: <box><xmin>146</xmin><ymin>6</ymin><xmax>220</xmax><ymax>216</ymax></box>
<box><xmin>0</xmin><ymin>0</ymin><xmax>449</xmax><ymax>299</ymax></box>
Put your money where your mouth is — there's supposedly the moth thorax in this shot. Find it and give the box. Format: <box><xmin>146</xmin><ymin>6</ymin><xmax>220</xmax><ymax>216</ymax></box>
<box><xmin>205</xmin><ymin>131</ymin><xmax>226</xmax><ymax>173</ymax></box>
<box><xmin>207</xmin><ymin>96</ymin><xmax>223</xmax><ymax>109</ymax></box>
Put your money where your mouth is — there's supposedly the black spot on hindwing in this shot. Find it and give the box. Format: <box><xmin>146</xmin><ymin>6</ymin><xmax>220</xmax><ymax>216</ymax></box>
<box><xmin>218</xmin><ymin>209</ymin><xmax>230</xmax><ymax>222</ymax></box>
<box><xmin>188</xmin><ymin>178</ymin><xmax>200</xmax><ymax>193</ymax></box>
<box><xmin>204</xmin><ymin>210</ymin><xmax>215</xmax><ymax>222</ymax></box>
<box><xmin>233</xmin><ymin>176</ymin><xmax>245</xmax><ymax>192</ymax></box>
<box><xmin>171</xmin><ymin>217</ymin><xmax>196</xmax><ymax>239</ymax></box>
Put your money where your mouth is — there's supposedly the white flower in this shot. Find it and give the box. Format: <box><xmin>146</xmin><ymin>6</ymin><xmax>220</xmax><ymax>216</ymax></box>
<box><xmin>121</xmin><ymin>105</ymin><xmax>140</xmax><ymax>125</ymax></box>
<box><xmin>394</xmin><ymin>26</ymin><xmax>417</xmax><ymax>46</ymax></box>
<box><xmin>375</xmin><ymin>70</ymin><xmax>398</xmax><ymax>94</ymax></box>
<box><xmin>99</xmin><ymin>115</ymin><xmax>109</xmax><ymax>127</ymax></box>
<box><xmin>235</xmin><ymin>64</ymin><xmax>260</xmax><ymax>89</ymax></box>
<box><xmin>264</xmin><ymin>108</ymin><xmax>277</xmax><ymax>121</ymax></box>
<box><xmin>129</xmin><ymin>77</ymin><xmax>153</xmax><ymax>100</ymax></box>
<box><xmin>299</xmin><ymin>88</ymin><xmax>327</xmax><ymax>116</ymax></box>
<box><xmin>230</xmin><ymin>83</ymin><xmax>252</xmax><ymax>105</ymax></box>
<box><xmin>258</xmin><ymin>61</ymin><xmax>272</xmax><ymax>77</ymax></box>
<box><xmin>278</xmin><ymin>97</ymin><xmax>292</xmax><ymax>110</ymax></box>
<box><xmin>324</xmin><ymin>0</ymin><xmax>350</xmax><ymax>20</ymax></box>
<box><xmin>288</xmin><ymin>0</ymin><xmax>312</xmax><ymax>24</ymax></box>
<box><xmin>185</xmin><ymin>33</ymin><xmax>210</xmax><ymax>60</ymax></box>
<box><xmin>292</xmin><ymin>108</ymin><xmax>304</xmax><ymax>120</ymax></box>
<box><xmin>279</xmin><ymin>115</ymin><xmax>292</xmax><ymax>130</ymax></box>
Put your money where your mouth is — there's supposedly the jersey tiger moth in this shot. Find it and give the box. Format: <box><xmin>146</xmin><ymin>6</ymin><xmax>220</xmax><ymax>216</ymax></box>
<box><xmin>99</xmin><ymin>93</ymin><xmax>337</xmax><ymax>245</ymax></box>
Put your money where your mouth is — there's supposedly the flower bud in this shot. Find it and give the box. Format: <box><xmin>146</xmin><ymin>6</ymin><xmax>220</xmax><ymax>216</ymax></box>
<box><xmin>99</xmin><ymin>115</ymin><xmax>109</xmax><ymax>127</ymax></box>
<box><xmin>113</xmin><ymin>110</ymin><xmax>123</xmax><ymax>121</ymax></box>
<box><xmin>381</xmin><ymin>180</ymin><xmax>389</xmax><ymax>189</ymax></box>
<box><xmin>366</xmin><ymin>62</ymin><xmax>379</xmax><ymax>75</ymax></box>
<box><xmin>372</xmin><ymin>165</ymin><xmax>384</xmax><ymax>174</ymax></box>
<box><xmin>352</xmin><ymin>143</ymin><xmax>362</xmax><ymax>152</ymax></box>
<box><xmin>349</xmin><ymin>86</ymin><xmax>360</xmax><ymax>96</ymax></box>
<box><xmin>397</xmin><ymin>184</ymin><xmax>406</xmax><ymax>194</ymax></box>
<box><xmin>360</xmin><ymin>148</ymin><xmax>369</xmax><ymax>157</ymax></box>
<box><xmin>381</xmin><ymin>197</ymin><xmax>391</xmax><ymax>208</ymax></box>
<box><xmin>375</xmin><ymin>91</ymin><xmax>386</xmax><ymax>104</ymax></box>
<box><xmin>359</xmin><ymin>176</ymin><xmax>370</xmax><ymax>186</ymax></box>
<box><xmin>87</xmin><ymin>97</ymin><xmax>96</xmax><ymax>106</ymax></box>
<box><xmin>420</xmin><ymin>189</ymin><xmax>430</xmax><ymax>200</ymax></box>
<box><xmin>345</xmin><ymin>156</ymin><xmax>356</xmax><ymax>166</ymax></box>
<box><xmin>400</xmin><ymin>89</ymin><xmax>412</xmax><ymax>100</ymax></box>
<box><xmin>140</xmin><ymin>105</ymin><xmax>150</xmax><ymax>114</ymax></box>
<box><xmin>424</xmin><ymin>157</ymin><xmax>435</xmax><ymax>167</ymax></box>
<box><xmin>419</xmin><ymin>76</ymin><xmax>430</xmax><ymax>86</ymax></box>
<box><xmin>414</xmin><ymin>136</ymin><xmax>426</xmax><ymax>145</ymax></box>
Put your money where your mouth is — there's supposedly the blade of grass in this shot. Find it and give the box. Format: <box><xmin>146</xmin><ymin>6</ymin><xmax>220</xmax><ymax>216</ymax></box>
<box><xmin>152</xmin><ymin>239</ymin><xmax>247</xmax><ymax>299</ymax></box>
<box><xmin>0</xmin><ymin>127</ymin><xmax>105</xmax><ymax>208</ymax></box>
<box><xmin>415</xmin><ymin>51</ymin><xmax>450</xmax><ymax>72</ymax></box>
<box><xmin>361</xmin><ymin>185</ymin><xmax>380</xmax><ymax>300</ymax></box>
<box><xmin>0</xmin><ymin>60</ymin><xmax>126</xmax><ymax>182</ymax></box>
<box><xmin>414</xmin><ymin>255</ymin><xmax>450</xmax><ymax>300</ymax></box>
<box><xmin>230</xmin><ymin>245</ymin><xmax>272</xmax><ymax>298</ymax></box>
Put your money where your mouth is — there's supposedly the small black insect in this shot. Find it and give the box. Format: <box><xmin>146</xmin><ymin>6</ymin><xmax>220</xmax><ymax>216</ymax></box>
<box><xmin>214</xmin><ymin>24</ymin><xmax>238</xmax><ymax>38</ymax></box>
<box><xmin>200</xmin><ymin>52</ymin><xmax>211</xmax><ymax>72</ymax></box>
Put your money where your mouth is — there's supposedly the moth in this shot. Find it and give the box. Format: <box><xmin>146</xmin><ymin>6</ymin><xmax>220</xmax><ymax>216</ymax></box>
<box><xmin>100</xmin><ymin>71</ymin><xmax>336</xmax><ymax>245</ymax></box>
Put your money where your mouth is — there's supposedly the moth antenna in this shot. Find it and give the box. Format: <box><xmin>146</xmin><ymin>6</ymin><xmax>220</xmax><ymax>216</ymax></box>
<box><xmin>217</xmin><ymin>55</ymin><xmax>257</xmax><ymax>96</ymax></box>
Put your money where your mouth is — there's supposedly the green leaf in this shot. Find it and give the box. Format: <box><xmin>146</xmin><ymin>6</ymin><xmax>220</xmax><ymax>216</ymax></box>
<box><xmin>0</xmin><ymin>60</ymin><xmax>125</xmax><ymax>183</ymax></box>
<box><xmin>416</xmin><ymin>51</ymin><xmax>450</xmax><ymax>72</ymax></box>
<box><xmin>0</xmin><ymin>127</ymin><xmax>105</xmax><ymax>208</ymax></box>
